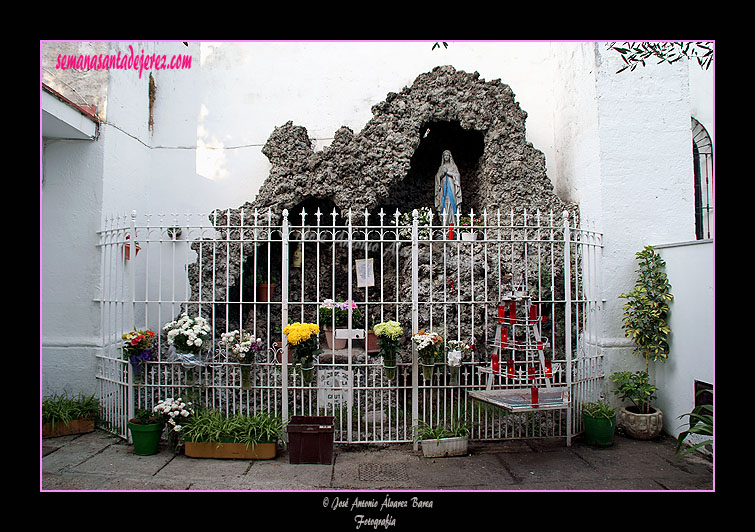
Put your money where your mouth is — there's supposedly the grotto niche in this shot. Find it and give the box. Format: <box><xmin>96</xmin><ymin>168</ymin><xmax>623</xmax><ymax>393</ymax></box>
<box><xmin>187</xmin><ymin>65</ymin><xmax>577</xmax><ymax>348</ymax></box>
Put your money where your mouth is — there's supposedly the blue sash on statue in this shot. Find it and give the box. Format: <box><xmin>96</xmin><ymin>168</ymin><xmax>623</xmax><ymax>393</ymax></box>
<box><xmin>440</xmin><ymin>174</ymin><xmax>457</xmax><ymax>217</ymax></box>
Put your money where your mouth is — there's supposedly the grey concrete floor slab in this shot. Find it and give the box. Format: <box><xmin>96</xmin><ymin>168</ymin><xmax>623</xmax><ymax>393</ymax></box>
<box><xmin>40</xmin><ymin>429</ymin><xmax>713</xmax><ymax>493</ymax></box>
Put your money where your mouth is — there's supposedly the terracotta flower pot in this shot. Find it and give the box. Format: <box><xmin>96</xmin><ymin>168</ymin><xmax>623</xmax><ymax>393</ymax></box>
<box><xmin>257</xmin><ymin>283</ymin><xmax>276</xmax><ymax>302</ymax></box>
<box><xmin>124</xmin><ymin>243</ymin><xmax>141</xmax><ymax>260</ymax></box>
<box><xmin>323</xmin><ymin>328</ymin><xmax>347</xmax><ymax>350</ymax></box>
<box><xmin>366</xmin><ymin>330</ymin><xmax>380</xmax><ymax>353</ymax></box>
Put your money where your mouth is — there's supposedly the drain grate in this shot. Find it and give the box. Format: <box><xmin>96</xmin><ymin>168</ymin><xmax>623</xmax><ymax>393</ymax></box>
<box><xmin>358</xmin><ymin>463</ymin><xmax>409</xmax><ymax>482</ymax></box>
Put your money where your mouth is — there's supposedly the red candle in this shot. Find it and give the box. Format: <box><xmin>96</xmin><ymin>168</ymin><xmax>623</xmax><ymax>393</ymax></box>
<box><xmin>509</xmin><ymin>301</ymin><xmax>516</xmax><ymax>323</ymax></box>
<box><xmin>448</xmin><ymin>222</ymin><xmax>454</xmax><ymax>240</ymax></box>
<box><xmin>528</xmin><ymin>366</ymin><xmax>536</xmax><ymax>380</ymax></box>
<box><xmin>545</xmin><ymin>358</ymin><xmax>552</xmax><ymax>377</ymax></box>
<box><xmin>501</xmin><ymin>327</ymin><xmax>508</xmax><ymax>347</ymax></box>
<box><xmin>537</xmin><ymin>340</ymin><xmax>543</xmax><ymax>350</ymax></box>
<box><xmin>498</xmin><ymin>305</ymin><xmax>506</xmax><ymax>323</ymax></box>
<box><xmin>529</xmin><ymin>304</ymin><xmax>537</xmax><ymax>324</ymax></box>
<box><xmin>531</xmin><ymin>387</ymin><xmax>539</xmax><ymax>406</ymax></box>
<box><xmin>507</xmin><ymin>359</ymin><xmax>515</xmax><ymax>377</ymax></box>
<box><xmin>492</xmin><ymin>353</ymin><xmax>499</xmax><ymax>373</ymax></box>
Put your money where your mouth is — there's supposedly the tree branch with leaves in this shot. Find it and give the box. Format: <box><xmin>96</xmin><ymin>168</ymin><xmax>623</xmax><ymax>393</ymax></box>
<box><xmin>607</xmin><ymin>41</ymin><xmax>713</xmax><ymax>73</ymax></box>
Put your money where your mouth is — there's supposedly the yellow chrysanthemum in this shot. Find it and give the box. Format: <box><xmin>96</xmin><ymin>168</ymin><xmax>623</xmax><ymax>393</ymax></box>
<box><xmin>282</xmin><ymin>322</ymin><xmax>320</xmax><ymax>345</ymax></box>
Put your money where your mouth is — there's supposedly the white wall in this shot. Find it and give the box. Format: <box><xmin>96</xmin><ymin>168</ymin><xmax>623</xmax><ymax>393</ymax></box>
<box><xmin>655</xmin><ymin>241</ymin><xmax>714</xmax><ymax>440</ymax></box>
<box><xmin>591</xmin><ymin>46</ymin><xmax>700</xmax><ymax>387</ymax></box>
<box><xmin>41</xmin><ymin>135</ymin><xmax>104</xmax><ymax>396</ymax></box>
<box><xmin>99</xmin><ymin>41</ymin><xmax>565</xmax><ymax>219</ymax></box>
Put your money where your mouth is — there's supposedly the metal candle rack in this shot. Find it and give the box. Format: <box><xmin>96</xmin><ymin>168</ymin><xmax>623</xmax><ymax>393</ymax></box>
<box><xmin>470</xmin><ymin>287</ymin><xmax>568</xmax><ymax>412</ymax></box>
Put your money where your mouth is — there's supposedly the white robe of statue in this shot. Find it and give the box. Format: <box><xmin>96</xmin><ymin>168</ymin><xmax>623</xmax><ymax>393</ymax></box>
<box><xmin>434</xmin><ymin>150</ymin><xmax>462</xmax><ymax>226</ymax></box>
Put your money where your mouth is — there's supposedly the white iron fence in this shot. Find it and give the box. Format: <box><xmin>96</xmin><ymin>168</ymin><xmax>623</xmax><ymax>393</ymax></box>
<box><xmin>96</xmin><ymin>208</ymin><xmax>604</xmax><ymax>446</ymax></box>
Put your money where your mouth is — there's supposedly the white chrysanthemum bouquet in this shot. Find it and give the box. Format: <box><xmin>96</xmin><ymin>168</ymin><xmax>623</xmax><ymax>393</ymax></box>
<box><xmin>220</xmin><ymin>329</ymin><xmax>264</xmax><ymax>364</ymax></box>
<box><xmin>163</xmin><ymin>313</ymin><xmax>211</xmax><ymax>355</ymax></box>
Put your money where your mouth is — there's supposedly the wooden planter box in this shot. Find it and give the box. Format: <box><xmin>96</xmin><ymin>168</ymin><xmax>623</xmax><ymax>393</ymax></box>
<box><xmin>42</xmin><ymin>418</ymin><xmax>95</xmax><ymax>438</ymax></box>
<box><xmin>184</xmin><ymin>440</ymin><xmax>277</xmax><ymax>460</ymax></box>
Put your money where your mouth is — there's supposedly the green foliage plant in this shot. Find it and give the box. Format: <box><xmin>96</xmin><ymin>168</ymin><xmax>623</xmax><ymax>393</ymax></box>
<box><xmin>675</xmin><ymin>388</ymin><xmax>713</xmax><ymax>459</ymax></box>
<box><xmin>619</xmin><ymin>246</ymin><xmax>673</xmax><ymax>375</ymax></box>
<box><xmin>130</xmin><ymin>408</ymin><xmax>161</xmax><ymax>425</ymax></box>
<box><xmin>42</xmin><ymin>392</ymin><xmax>100</xmax><ymax>430</ymax></box>
<box><xmin>582</xmin><ymin>400</ymin><xmax>616</xmax><ymax>421</ymax></box>
<box><xmin>182</xmin><ymin>409</ymin><xmax>286</xmax><ymax>448</ymax></box>
<box><xmin>318</xmin><ymin>299</ymin><xmax>363</xmax><ymax>328</ymax></box>
<box><xmin>413</xmin><ymin>419</ymin><xmax>471</xmax><ymax>443</ymax></box>
<box><xmin>609</xmin><ymin>370</ymin><xmax>658</xmax><ymax>415</ymax></box>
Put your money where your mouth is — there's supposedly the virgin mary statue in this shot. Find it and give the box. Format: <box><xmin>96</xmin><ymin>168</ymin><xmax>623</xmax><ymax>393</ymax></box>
<box><xmin>434</xmin><ymin>150</ymin><xmax>462</xmax><ymax>227</ymax></box>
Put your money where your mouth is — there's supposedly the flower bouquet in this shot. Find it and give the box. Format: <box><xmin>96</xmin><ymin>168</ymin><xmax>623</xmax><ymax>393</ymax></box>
<box><xmin>445</xmin><ymin>340</ymin><xmax>473</xmax><ymax>385</ymax></box>
<box><xmin>153</xmin><ymin>397</ymin><xmax>195</xmax><ymax>453</ymax></box>
<box><xmin>412</xmin><ymin>330</ymin><xmax>444</xmax><ymax>380</ymax></box>
<box><xmin>373</xmin><ymin>320</ymin><xmax>403</xmax><ymax>381</ymax></box>
<box><xmin>399</xmin><ymin>207</ymin><xmax>432</xmax><ymax>240</ymax></box>
<box><xmin>122</xmin><ymin>328</ymin><xmax>156</xmax><ymax>383</ymax></box>
<box><xmin>221</xmin><ymin>330</ymin><xmax>264</xmax><ymax>389</ymax></box>
<box><xmin>163</xmin><ymin>313</ymin><xmax>211</xmax><ymax>384</ymax></box>
<box><xmin>163</xmin><ymin>313</ymin><xmax>211</xmax><ymax>358</ymax></box>
<box><xmin>282</xmin><ymin>322</ymin><xmax>323</xmax><ymax>383</ymax></box>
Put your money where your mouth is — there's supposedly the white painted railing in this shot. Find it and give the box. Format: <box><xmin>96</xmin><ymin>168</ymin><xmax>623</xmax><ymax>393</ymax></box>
<box><xmin>96</xmin><ymin>208</ymin><xmax>604</xmax><ymax>445</ymax></box>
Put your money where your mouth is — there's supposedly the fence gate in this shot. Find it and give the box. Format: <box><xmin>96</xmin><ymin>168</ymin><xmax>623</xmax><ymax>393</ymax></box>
<box><xmin>96</xmin><ymin>208</ymin><xmax>603</xmax><ymax>445</ymax></box>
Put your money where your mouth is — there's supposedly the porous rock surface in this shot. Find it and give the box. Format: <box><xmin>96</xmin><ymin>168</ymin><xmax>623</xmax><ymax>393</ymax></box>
<box><xmin>251</xmin><ymin>65</ymin><xmax>570</xmax><ymax>218</ymax></box>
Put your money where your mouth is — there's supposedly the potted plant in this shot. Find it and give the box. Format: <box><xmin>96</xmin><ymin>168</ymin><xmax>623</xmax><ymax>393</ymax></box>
<box><xmin>373</xmin><ymin>320</ymin><xmax>403</xmax><ymax>381</ymax></box>
<box><xmin>582</xmin><ymin>400</ymin><xmax>617</xmax><ymax>446</ymax></box>
<box><xmin>445</xmin><ymin>340</ymin><xmax>472</xmax><ymax>385</ymax></box>
<box><xmin>282</xmin><ymin>322</ymin><xmax>322</xmax><ymax>383</ymax></box>
<box><xmin>319</xmin><ymin>299</ymin><xmax>362</xmax><ymax>350</ymax></box>
<box><xmin>122</xmin><ymin>328</ymin><xmax>156</xmax><ymax>383</ymax></box>
<box><xmin>124</xmin><ymin>234</ymin><xmax>140</xmax><ymax>260</ymax></box>
<box><xmin>257</xmin><ymin>273</ymin><xmax>278</xmax><ymax>302</ymax></box>
<box><xmin>414</xmin><ymin>419</ymin><xmax>470</xmax><ymax>458</ymax></box>
<box><xmin>615</xmin><ymin>245</ymin><xmax>673</xmax><ymax>439</ymax></box>
<box><xmin>458</xmin><ymin>215</ymin><xmax>482</xmax><ymax>241</ymax></box>
<box><xmin>182</xmin><ymin>409</ymin><xmax>285</xmax><ymax>459</ymax></box>
<box><xmin>412</xmin><ymin>330</ymin><xmax>444</xmax><ymax>380</ymax></box>
<box><xmin>42</xmin><ymin>392</ymin><xmax>100</xmax><ymax>438</ymax></box>
<box><xmin>128</xmin><ymin>408</ymin><xmax>164</xmax><ymax>456</ymax></box>
<box><xmin>163</xmin><ymin>312</ymin><xmax>212</xmax><ymax>383</ymax></box>
<box><xmin>609</xmin><ymin>370</ymin><xmax>663</xmax><ymax>439</ymax></box>
<box><xmin>221</xmin><ymin>330</ymin><xmax>264</xmax><ymax>390</ymax></box>
<box><xmin>153</xmin><ymin>397</ymin><xmax>195</xmax><ymax>454</ymax></box>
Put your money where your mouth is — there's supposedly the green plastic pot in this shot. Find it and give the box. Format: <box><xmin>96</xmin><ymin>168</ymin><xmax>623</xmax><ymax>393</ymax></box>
<box><xmin>582</xmin><ymin>413</ymin><xmax>616</xmax><ymax>446</ymax></box>
<box><xmin>128</xmin><ymin>421</ymin><xmax>164</xmax><ymax>455</ymax></box>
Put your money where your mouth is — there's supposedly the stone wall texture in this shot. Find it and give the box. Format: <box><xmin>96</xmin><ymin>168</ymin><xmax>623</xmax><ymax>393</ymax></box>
<box><xmin>250</xmin><ymin>64</ymin><xmax>572</xmax><ymax>219</ymax></box>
